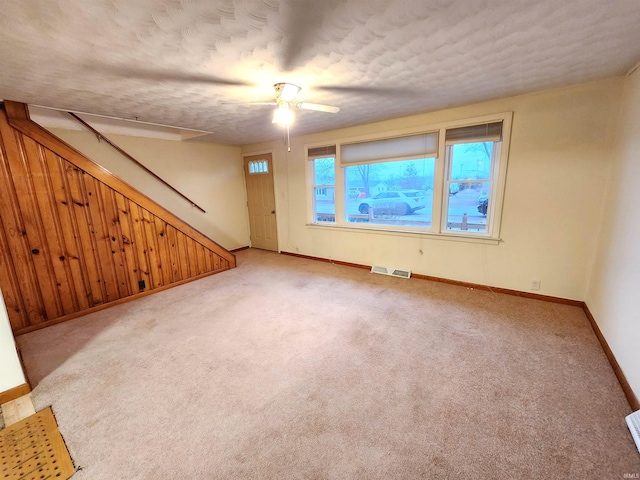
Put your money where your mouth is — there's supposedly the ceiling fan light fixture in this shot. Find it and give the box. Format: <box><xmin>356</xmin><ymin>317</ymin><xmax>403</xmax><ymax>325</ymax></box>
<box><xmin>275</xmin><ymin>82</ymin><xmax>301</xmax><ymax>102</ymax></box>
<box><xmin>272</xmin><ymin>103</ymin><xmax>294</xmax><ymax>125</ymax></box>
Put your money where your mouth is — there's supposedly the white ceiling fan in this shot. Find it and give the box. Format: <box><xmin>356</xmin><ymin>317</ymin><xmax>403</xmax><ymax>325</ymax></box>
<box><xmin>246</xmin><ymin>82</ymin><xmax>339</xmax><ymax>151</ymax></box>
<box><xmin>255</xmin><ymin>82</ymin><xmax>340</xmax><ymax>127</ymax></box>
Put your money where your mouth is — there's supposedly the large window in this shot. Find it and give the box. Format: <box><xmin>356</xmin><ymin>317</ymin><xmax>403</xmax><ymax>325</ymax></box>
<box><xmin>307</xmin><ymin>114</ymin><xmax>511</xmax><ymax>239</ymax></box>
<box><xmin>309</xmin><ymin>146</ymin><xmax>336</xmax><ymax>223</ymax></box>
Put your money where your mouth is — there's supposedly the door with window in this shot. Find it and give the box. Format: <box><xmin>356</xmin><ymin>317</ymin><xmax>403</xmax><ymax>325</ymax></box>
<box><xmin>244</xmin><ymin>153</ymin><xmax>278</xmax><ymax>251</ymax></box>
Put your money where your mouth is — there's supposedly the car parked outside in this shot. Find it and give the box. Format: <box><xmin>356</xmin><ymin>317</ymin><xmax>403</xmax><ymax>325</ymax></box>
<box><xmin>358</xmin><ymin>190</ymin><xmax>426</xmax><ymax>215</ymax></box>
<box><xmin>477</xmin><ymin>195</ymin><xmax>488</xmax><ymax>215</ymax></box>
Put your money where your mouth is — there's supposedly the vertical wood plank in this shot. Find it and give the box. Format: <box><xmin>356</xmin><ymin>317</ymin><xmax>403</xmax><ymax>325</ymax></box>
<box><xmin>153</xmin><ymin>217</ymin><xmax>173</xmax><ymax>285</ymax></box>
<box><xmin>176</xmin><ymin>231</ymin><xmax>191</xmax><ymax>279</ymax></box>
<box><xmin>128</xmin><ymin>202</ymin><xmax>152</xmax><ymax>290</ymax></box>
<box><xmin>99</xmin><ymin>183</ymin><xmax>130</xmax><ymax>298</ymax></box>
<box><xmin>83</xmin><ymin>174</ymin><xmax>119</xmax><ymax>302</ymax></box>
<box><xmin>17</xmin><ymin>136</ymin><xmax>64</xmax><ymax>318</ymax></box>
<box><xmin>178</xmin><ymin>233</ymin><xmax>194</xmax><ymax>278</ymax></box>
<box><xmin>187</xmin><ymin>237</ymin><xmax>198</xmax><ymax>277</ymax></box>
<box><xmin>47</xmin><ymin>151</ymin><xmax>91</xmax><ymax>311</ymax></box>
<box><xmin>65</xmin><ymin>163</ymin><xmax>105</xmax><ymax>306</ymax></box>
<box><xmin>195</xmin><ymin>243</ymin><xmax>206</xmax><ymax>275</ymax></box>
<box><xmin>186</xmin><ymin>237</ymin><xmax>198</xmax><ymax>278</ymax></box>
<box><xmin>165</xmin><ymin>225</ymin><xmax>182</xmax><ymax>282</ymax></box>
<box><xmin>141</xmin><ymin>208</ymin><xmax>163</xmax><ymax>289</ymax></box>
<box><xmin>115</xmin><ymin>193</ymin><xmax>141</xmax><ymax>295</ymax></box>
<box><xmin>0</xmin><ymin>222</ymin><xmax>29</xmax><ymax>330</ymax></box>
<box><xmin>203</xmin><ymin>246</ymin><xmax>213</xmax><ymax>273</ymax></box>
<box><xmin>0</xmin><ymin>116</ymin><xmax>46</xmax><ymax>325</ymax></box>
<box><xmin>1</xmin><ymin>127</ymin><xmax>60</xmax><ymax>321</ymax></box>
<box><xmin>27</xmin><ymin>140</ymin><xmax>78</xmax><ymax>315</ymax></box>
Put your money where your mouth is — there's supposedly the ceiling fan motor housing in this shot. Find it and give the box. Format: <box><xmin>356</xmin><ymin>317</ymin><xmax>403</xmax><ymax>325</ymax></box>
<box><xmin>275</xmin><ymin>82</ymin><xmax>301</xmax><ymax>102</ymax></box>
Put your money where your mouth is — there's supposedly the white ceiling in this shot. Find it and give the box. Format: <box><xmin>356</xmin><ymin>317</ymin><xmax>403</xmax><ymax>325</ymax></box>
<box><xmin>1</xmin><ymin>0</ymin><xmax>639</xmax><ymax>146</ymax></box>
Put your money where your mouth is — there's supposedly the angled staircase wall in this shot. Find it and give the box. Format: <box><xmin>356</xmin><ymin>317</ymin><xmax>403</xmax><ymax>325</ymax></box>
<box><xmin>0</xmin><ymin>101</ymin><xmax>235</xmax><ymax>335</ymax></box>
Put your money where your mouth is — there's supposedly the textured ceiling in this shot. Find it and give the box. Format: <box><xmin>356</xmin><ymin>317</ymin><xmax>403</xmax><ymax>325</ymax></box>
<box><xmin>1</xmin><ymin>0</ymin><xmax>639</xmax><ymax>145</ymax></box>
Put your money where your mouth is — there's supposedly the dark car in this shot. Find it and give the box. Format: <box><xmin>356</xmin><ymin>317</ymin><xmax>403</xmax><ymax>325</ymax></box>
<box><xmin>477</xmin><ymin>195</ymin><xmax>488</xmax><ymax>216</ymax></box>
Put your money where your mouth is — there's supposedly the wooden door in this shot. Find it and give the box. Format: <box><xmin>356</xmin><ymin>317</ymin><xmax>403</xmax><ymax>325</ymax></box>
<box><xmin>244</xmin><ymin>154</ymin><xmax>278</xmax><ymax>251</ymax></box>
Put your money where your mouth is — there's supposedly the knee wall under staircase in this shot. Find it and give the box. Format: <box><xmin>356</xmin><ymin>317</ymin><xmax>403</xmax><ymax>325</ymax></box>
<box><xmin>0</xmin><ymin>101</ymin><xmax>236</xmax><ymax>335</ymax></box>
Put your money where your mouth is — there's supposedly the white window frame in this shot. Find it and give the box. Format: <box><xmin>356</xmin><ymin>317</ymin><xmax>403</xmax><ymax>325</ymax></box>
<box><xmin>308</xmin><ymin>153</ymin><xmax>337</xmax><ymax>224</ymax></box>
<box><xmin>441</xmin><ymin>141</ymin><xmax>502</xmax><ymax>237</ymax></box>
<box><xmin>306</xmin><ymin>112</ymin><xmax>512</xmax><ymax>241</ymax></box>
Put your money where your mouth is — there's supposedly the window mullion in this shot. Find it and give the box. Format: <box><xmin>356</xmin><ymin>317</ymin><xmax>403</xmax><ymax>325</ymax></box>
<box><xmin>335</xmin><ymin>151</ymin><xmax>345</xmax><ymax>225</ymax></box>
<box><xmin>485</xmin><ymin>143</ymin><xmax>501</xmax><ymax>235</ymax></box>
<box><xmin>432</xmin><ymin>128</ymin><xmax>447</xmax><ymax>233</ymax></box>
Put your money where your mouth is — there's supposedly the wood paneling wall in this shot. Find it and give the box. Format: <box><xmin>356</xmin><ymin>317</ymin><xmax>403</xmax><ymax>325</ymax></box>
<box><xmin>0</xmin><ymin>101</ymin><xmax>235</xmax><ymax>335</ymax></box>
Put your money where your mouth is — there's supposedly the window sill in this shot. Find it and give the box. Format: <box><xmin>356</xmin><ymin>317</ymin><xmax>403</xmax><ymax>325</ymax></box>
<box><xmin>305</xmin><ymin>222</ymin><xmax>501</xmax><ymax>245</ymax></box>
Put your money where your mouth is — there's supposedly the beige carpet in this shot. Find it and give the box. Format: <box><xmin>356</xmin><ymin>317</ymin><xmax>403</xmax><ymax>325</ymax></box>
<box><xmin>17</xmin><ymin>249</ymin><xmax>640</xmax><ymax>479</ymax></box>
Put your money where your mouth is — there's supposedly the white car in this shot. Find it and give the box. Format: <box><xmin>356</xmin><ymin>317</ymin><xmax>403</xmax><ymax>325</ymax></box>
<box><xmin>357</xmin><ymin>190</ymin><xmax>426</xmax><ymax>215</ymax></box>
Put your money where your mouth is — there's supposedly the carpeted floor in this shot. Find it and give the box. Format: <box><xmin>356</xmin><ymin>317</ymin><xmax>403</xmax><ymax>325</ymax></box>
<box><xmin>16</xmin><ymin>249</ymin><xmax>640</xmax><ymax>479</ymax></box>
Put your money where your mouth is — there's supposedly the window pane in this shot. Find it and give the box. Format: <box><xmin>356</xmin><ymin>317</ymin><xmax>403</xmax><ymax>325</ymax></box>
<box><xmin>445</xmin><ymin>182</ymin><xmax>490</xmax><ymax>233</ymax></box>
<box><xmin>313</xmin><ymin>157</ymin><xmax>335</xmax><ymax>222</ymax></box>
<box><xmin>248</xmin><ymin>159</ymin><xmax>269</xmax><ymax>175</ymax></box>
<box><xmin>314</xmin><ymin>157</ymin><xmax>335</xmax><ymax>185</ymax></box>
<box><xmin>345</xmin><ymin>158</ymin><xmax>435</xmax><ymax>228</ymax></box>
<box><xmin>450</xmin><ymin>142</ymin><xmax>493</xmax><ymax>181</ymax></box>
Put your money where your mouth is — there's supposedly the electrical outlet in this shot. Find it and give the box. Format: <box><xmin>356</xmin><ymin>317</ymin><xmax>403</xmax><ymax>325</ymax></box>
<box><xmin>531</xmin><ymin>280</ymin><xmax>541</xmax><ymax>291</ymax></box>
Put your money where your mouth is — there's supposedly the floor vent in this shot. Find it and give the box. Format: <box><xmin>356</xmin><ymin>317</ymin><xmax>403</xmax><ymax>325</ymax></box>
<box><xmin>627</xmin><ymin>410</ymin><xmax>640</xmax><ymax>454</ymax></box>
<box><xmin>0</xmin><ymin>407</ymin><xmax>75</xmax><ymax>479</ymax></box>
<box><xmin>371</xmin><ymin>265</ymin><xmax>411</xmax><ymax>279</ymax></box>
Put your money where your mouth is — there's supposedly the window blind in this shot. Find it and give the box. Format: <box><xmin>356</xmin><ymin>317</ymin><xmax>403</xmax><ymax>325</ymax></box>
<box><xmin>445</xmin><ymin>121</ymin><xmax>503</xmax><ymax>144</ymax></box>
<box><xmin>340</xmin><ymin>132</ymin><xmax>438</xmax><ymax>165</ymax></box>
<box><xmin>308</xmin><ymin>145</ymin><xmax>336</xmax><ymax>158</ymax></box>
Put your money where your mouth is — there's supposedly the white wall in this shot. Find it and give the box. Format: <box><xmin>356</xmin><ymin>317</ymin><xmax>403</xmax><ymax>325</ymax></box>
<box><xmin>243</xmin><ymin>79</ymin><xmax>623</xmax><ymax>301</ymax></box>
<box><xmin>47</xmin><ymin>128</ymin><xmax>250</xmax><ymax>250</ymax></box>
<box><xmin>586</xmin><ymin>68</ymin><xmax>640</xmax><ymax>399</ymax></box>
<box><xmin>0</xmin><ymin>290</ymin><xmax>26</xmax><ymax>394</ymax></box>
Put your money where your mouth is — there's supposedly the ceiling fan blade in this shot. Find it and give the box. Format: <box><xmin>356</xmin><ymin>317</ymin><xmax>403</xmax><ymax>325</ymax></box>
<box><xmin>317</xmin><ymin>85</ymin><xmax>420</xmax><ymax>96</ymax></box>
<box><xmin>85</xmin><ymin>63</ymin><xmax>251</xmax><ymax>87</ymax></box>
<box><xmin>296</xmin><ymin>102</ymin><xmax>340</xmax><ymax>113</ymax></box>
<box><xmin>222</xmin><ymin>102</ymin><xmax>278</xmax><ymax>106</ymax></box>
<box><xmin>279</xmin><ymin>0</ymin><xmax>343</xmax><ymax>71</ymax></box>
